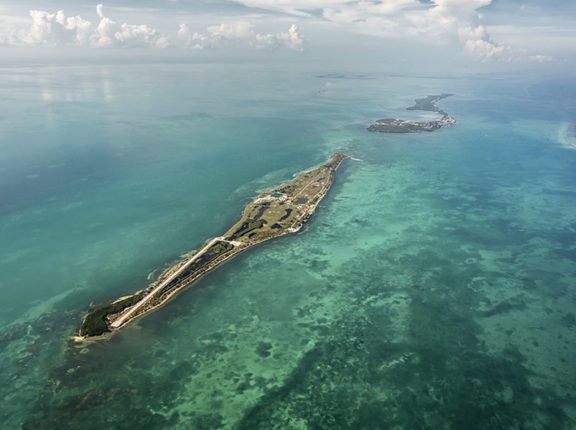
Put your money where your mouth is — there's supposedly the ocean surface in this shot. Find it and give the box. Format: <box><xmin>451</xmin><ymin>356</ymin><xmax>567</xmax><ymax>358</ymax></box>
<box><xmin>0</xmin><ymin>64</ymin><xmax>575</xmax><ymax>429</ymax></box>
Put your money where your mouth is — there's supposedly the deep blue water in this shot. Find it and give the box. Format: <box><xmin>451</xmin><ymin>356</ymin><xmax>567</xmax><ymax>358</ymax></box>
<box><xmin>0</xmin><ymin>64</ymin><xmax>575</xmax><ymax>429</ymax></box>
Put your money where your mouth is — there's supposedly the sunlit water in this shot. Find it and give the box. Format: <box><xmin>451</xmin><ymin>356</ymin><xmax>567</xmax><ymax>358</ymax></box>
<box><xmin>1</xmin><ymin>64</ymin><xmax>575</xmax><ymax>429</ymax></box>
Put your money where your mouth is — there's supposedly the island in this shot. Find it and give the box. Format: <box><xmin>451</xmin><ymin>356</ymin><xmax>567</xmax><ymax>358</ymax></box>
<box><xmin>368</xmin><ymin>94</ymin><xmax>456</xmax><ymax>133</ymax></box>
<box><xmin>78</xmin><ymin>153</ymin><xmax>350</xmax><ymax>339</ymax></box>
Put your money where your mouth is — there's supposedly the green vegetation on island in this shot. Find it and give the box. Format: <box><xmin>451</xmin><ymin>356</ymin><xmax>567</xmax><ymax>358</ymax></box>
<box><xmin>368</xmin><ymin>94</ymin><xmax>456</xmax><ymax>133</ymax></box>
<box><xmin>78</xmin><ymin>153</ymin><xmax>349</xmax><ymax>339</ymax></box>
<box><xmin>79</xmin><ymin>292</ymin><xmax>146</xmax><ymax>337</ymax></box>
<box><xmin>407</xmin><ymin>94</ymin><xmax>453</xmax><ymax>115</ymax></box>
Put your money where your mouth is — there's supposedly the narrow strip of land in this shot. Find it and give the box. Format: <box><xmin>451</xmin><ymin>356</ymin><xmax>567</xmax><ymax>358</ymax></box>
<box><xmin>110</xmin><ymin>236</ymin><xmax>228</xmax><ymax>328</ymax></box>
<box><xmin>79</xmin><ymin>153</ymin><xmax>349</xmax><ymax>339</ymax></box>
<box><xmin>368</xmin><ymin>94</ymin><xmax>456</xmax><ymax>133</ymax></box>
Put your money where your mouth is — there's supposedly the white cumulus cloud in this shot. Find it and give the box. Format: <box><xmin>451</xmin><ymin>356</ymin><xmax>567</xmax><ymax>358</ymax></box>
<box><xmin>426</xmin><ymin>0</ymin><xmax>509</xmax><ymax>60</ymax></box>
<box><xmin>18</xmin><ymin>9</ymin><xmax>93</xmax><ymax>46</ymax></box>
<box><xmin>1</xmin><ymin>4</ymin><xmax>304</xmax><ymax>52</ymax></box>
<box><xmin>4</xmin><ymin>4</ymin><xmax>170</xmax><ymax>49</ymax></box>
<box><xmin>176</xmin><ymin>24</ymin><xmax>209</xmax><ymax>50</ymax></box>
<box><xmin>176</xmin><ymin>21</ymin><xmax>304</xmax><ymax>51</ymax></box>
<box><xmin>237</xmin><ymin>0</ymin><xmax>514</xmax><ymax>61</ymax></box>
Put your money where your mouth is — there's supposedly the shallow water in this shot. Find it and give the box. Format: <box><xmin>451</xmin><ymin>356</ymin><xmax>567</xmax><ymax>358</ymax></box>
<box><xmin>0</xmin><ymin>64</ymin><xmax>575</xmax><ymax>429</ymax></box>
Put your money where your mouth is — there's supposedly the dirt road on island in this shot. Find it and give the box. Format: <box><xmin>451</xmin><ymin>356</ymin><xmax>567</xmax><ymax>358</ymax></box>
<box><xmin>110</xmin><ymin>236</ymin><xmax>235</xmax><ymax>328</ymax></box>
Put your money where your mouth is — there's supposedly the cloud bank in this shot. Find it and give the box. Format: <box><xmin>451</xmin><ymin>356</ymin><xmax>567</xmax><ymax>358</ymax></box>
<box><xmin>0</xmin><ymin>0</ymin><xmax>554</xmax><ymax>61</ymax></box>
<box><xmin>177</xmin><ymin>22</ymin><xmax>304</xmax><ymax>51</ymax></box>
<box><xmin>238</xmin><ymin>0</ymin><xmax>510</xmax><ymax>61</ymax></box>
<box><xmin>0</xmin><ymin>4</ymin><xmax>304</xmax><ymax>51</ymax></box>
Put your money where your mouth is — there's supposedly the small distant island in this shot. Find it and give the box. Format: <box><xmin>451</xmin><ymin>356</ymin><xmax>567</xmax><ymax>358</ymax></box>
<box><xmin>368</xmin><ymin>94</ymin><xmax>456</xmax><ymax>133</ymax></box>
<box><xmin>78</xmin><ymin>153</ymin><xmax>349</xmax><ymax>339</ymax></box>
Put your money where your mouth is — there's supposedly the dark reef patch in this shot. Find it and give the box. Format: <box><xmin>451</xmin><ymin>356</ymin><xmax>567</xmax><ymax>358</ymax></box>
<box><xmin>256</xmin><ymin>342</ymin><xmax>273</xmax><ymax>358</ymax></box>
<box><xmin>236</xmin><ymin>246</ymin><xmax>575</xmax><ymax>430</ymax></box>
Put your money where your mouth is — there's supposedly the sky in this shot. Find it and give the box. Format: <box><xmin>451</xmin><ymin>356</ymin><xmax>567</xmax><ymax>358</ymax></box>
<box><xmin>0</xmin><ymin>0</ymin><xmax>574</xmax><ymax>68</ymax></box>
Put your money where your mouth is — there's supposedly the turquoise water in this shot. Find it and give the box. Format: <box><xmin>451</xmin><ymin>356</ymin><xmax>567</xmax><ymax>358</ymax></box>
<box><xmin>1</xmin><ymin>64</ymin><xmax>575</xmax><ymax>429</ymax></box>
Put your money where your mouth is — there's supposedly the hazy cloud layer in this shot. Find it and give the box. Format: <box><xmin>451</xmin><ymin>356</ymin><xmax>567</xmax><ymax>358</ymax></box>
<box><xmin>0</xmin><ymin>4</ymin><xmax>303</xmax><ymax>51</ymax></box>
<box><xmin>0</xmin><ymin>0</ymin><xmax>564</xmax><ymax>61</ymax></box>
<box><xmin>236</xmin><ymin>0</ymin><xmax>510</xmax><ymax>60</ymax></box>
<box><xmin>177</xmin><ymin>21</ymin><xmax>303</xmax><ymax>50</ymax></box>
